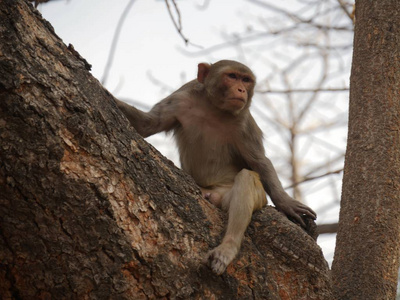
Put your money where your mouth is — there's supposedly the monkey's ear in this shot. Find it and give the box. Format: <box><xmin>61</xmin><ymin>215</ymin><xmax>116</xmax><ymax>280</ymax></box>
<box><xmin>197</xmin><ymin>63</ymin><xmax>211</xmax><ymax>83</ymax></box>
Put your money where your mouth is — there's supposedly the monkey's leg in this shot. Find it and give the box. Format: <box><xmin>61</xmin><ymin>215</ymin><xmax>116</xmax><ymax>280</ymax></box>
<box><xmin>206</xmin><ymin>169</ymin><xmax>267</xmax><ymax>275</ymax></box>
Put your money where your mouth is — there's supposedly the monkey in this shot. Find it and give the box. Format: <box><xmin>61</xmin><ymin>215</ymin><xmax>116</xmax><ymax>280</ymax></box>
<box><xmin>115</xmin><ymin>60</ymin><xmax>316</xmax><ymax>275</ymax></box>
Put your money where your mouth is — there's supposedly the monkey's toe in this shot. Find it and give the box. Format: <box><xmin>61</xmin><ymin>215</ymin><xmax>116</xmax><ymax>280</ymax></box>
<box><xmin>206</xmin><ymin>245</ymin><xmax>237</xmax><ymax>275</ymax></box>
<box><xmin>207</xmin><ymin>251</ymin><xmax>228</xmax><ymax>275</ymax></box>
<box><xmin>212</xmin><ymin>261</ymin><xmax>227</xmax><ymax>275</ymax></box>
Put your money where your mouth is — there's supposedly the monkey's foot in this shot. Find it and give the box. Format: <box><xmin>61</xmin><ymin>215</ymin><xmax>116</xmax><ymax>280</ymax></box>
<box><xmin>205</xmin><ymin>242</ymin><xmax>239</xmax><ymax>275</ymax></box>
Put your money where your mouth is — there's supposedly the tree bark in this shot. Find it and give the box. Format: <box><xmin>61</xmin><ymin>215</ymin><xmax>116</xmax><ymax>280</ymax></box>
<box><xmin>331</xmin><ymin>1</ymin><xmax>400</xmax><ymax>299</ymax></box>
<box><xmin>0</xmin><ymin>1</ymin><xmax>332</xmax><ymax>299</ymax></box>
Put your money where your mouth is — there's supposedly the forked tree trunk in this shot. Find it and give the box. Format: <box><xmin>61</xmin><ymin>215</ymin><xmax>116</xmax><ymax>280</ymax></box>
<box><xmin>331</xmin><ymin>1</ymin><xmax>400</xmax><ymax>299</ymax></box>
<box><xmin>0</xmin><ymin>1</ymin><xmax>331</xmax><ymax>299</ymax></box>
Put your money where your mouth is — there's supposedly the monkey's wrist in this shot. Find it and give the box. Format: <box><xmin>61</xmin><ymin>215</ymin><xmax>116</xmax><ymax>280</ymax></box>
<box><xmin>270</xmin><ymin>193</ymin><xmax>293</xmax><ymax>205</ymax></box>
<box><xmin>268</xmin><ymin>189</ymin><xmax>281</xmax><ymax>200</ymax></box>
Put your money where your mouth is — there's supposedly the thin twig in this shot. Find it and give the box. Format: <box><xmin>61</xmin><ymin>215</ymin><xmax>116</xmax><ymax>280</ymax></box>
<box><xmin>318</xmin><ymin>223</ymin><xmax>339</xmax><ymax>234</ymax></box>
<box><xmin>102</xmin><ymin>0</ymin><xmax>136</xmax><ymax>85</ymax></box>
<box><xmin>285</xmin><ymin>168</ymin><xmax>343</xmax><ymax>189</ymax></box>
<box><xmin>165</xmin><ymin>0</ymin><xmax>183</xmax><ymax>40</ymax></box>
<box><xmin>337</xmin><ymin>0</ymin><xmax>353</xmax><ymax>21</ymax></box>
<box><xmin>164</xmin><ymin>0</ymin><xmax>202</xmax><ymax>48</ymax></box>
<box><xmin>247</xmin><ymin>0</ymin><xmax>353</xmax><ymax>31</ymax></box>
<box><xmin>257</xmin><ymin>87</ymin><xmax>349</xmax><ymax>94</ymax></box>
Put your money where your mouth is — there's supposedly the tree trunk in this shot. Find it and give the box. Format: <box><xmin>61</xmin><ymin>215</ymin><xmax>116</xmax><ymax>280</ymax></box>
<box><xmin>331</xmin><ymin>1</ymin><xmax>400</xmax><ymax>299</ymax></box>
<box><xmin>0</xmin><ymin>1</ymin><xmax>332</xmax><ymax>299</ymax></box>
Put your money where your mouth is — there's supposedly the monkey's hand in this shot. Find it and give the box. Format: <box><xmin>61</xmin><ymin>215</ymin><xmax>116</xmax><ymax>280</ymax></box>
<box><xmin>273</xmin><ymin>195</ymin><xmax>316</xmax><ymax>227</ymax></box>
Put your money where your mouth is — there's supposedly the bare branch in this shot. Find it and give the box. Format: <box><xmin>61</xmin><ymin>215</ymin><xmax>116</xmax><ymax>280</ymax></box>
<box><xmin>164</xmin><ymin>0</ymin><xmax>203</xmax><ymax>48</ymax></box>
<box><xmin>285</xmin><ymin>169</ymin><xmax>343</xmax><ymax>189</ymax></box>
<box><xmin>247</xmin><ymin>0</ymin><xmax>353</xmax><ymax>31</ymax></box>
<box><xmin>101</xmin><ymin>0</ymin><xmax>136</xmax><ymax>85</ymax></box>
<box><xmin>337</xmin><ymin>0</ymin><xmax>354</xmax><ymax>21</ymax></box>
<box><xmin>146</xmin><ymin>71</ymin><xmax>176</xmax><ymax>94</ymax></box>
<box><xmin>196</xmin><ymin>0</ymin><xmax>211</xmax><ymax>10</ymax></box>
<box><xmin>297</xmin><ymin>50</ymin><xmax>329</xmax><ymax>123</ymax></box>
<box><xmin>257</xmin><ymin>87</ymin><xmax>349</xmax><ymax>94</ymax></box>
<box><xmin>318</xmin><ymin>223</ymin><xmax>339</xmax><ymax>234</ymax></box>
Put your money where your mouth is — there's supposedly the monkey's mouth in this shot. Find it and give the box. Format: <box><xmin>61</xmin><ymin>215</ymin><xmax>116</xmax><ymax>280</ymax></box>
<box><xmin>228</xmin><ymin>98</ymin><xmax>246</xmax><ymax>103</ymax></box>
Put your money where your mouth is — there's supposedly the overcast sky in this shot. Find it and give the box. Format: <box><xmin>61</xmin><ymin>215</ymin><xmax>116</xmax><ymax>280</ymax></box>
<box><xmin>40</xmin><ymin>0</ymin><xmax>275</xmax><ymax>100</ymax></box>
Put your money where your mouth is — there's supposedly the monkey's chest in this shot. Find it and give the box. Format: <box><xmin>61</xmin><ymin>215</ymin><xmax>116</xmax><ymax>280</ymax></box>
<box><xmin>174</xmin><ymin>121</ymin><xmax>244</xmax><ymax>186</ymax></box>
<box><xmin>178</xmin><ymin>109</ymin><xmax>236</xmax><ymax>143</ymax></box>
<box><xmin>176</xmin><ymin>124</ymin><xmax>233</xmax><ymax>160</ymax></box>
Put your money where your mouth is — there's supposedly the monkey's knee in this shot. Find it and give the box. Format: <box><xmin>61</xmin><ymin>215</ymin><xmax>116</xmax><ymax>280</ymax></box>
<box><xmin>233</xmin><ymin>169</ymin><xmax>261</xmax><ymax>185</ymax></box>
<box><xmin>235</xmin><ymin>169</ymin><xmax>267</xmax><ymax>210</ymax></box>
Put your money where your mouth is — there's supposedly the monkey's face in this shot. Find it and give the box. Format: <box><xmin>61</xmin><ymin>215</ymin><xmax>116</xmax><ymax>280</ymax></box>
<box><xmin>197</xmin><ymin>61</ymin><xmax>256</xmax><ymax>116</ymax></box>
<box><xmin>212</xmin><ymin>71</ymin><xmax>255</xmax><ymax>115</ymax></box>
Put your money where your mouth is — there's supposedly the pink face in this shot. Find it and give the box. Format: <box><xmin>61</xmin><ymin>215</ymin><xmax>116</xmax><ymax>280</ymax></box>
<box><xmin>219</xmin><ymin>71</ymin><xmax>255</xmax><ymax>114</ymax></box>
<box><xmin>197</xmin><ymin>62</ymin><xmax>256</xmax><ymax>115</ymax></box>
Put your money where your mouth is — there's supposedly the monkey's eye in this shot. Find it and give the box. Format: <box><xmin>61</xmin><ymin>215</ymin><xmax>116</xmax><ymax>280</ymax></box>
<box><xmin>228</xmin><ymin>73</ymin><xmax>237</xmax><ymax>79</ymax></box>
<box><xmin>242</xmin><ymin>77</ymin><xmax>251</xmax><ymax>83</ymax></box>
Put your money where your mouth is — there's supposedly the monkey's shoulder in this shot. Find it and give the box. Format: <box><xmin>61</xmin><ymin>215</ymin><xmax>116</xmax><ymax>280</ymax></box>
<box><xmin>175</xmin><ymin>79</ymin><xmax>204</xmax><ymax>95</ymax></box>
<box><xmin>163</xmin><ymin>80</ymin><xmax>203</xmax><ymax>109</ymax></box>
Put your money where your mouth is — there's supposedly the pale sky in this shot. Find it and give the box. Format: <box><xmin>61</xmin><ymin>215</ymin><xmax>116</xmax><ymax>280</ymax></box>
<box><xmin>40</xmin><ymin>0</ymin><xmax>276</xmax><ymax>100</ymax></box>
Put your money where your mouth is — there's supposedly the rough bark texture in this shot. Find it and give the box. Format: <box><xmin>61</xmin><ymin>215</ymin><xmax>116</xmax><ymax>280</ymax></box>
<box><xmin>0</xmin><ymin>1</ymin><xmax>332</xmax><ymax>299</ymax></box>
<box><xmin>331</xmin><ymin>1</ymin><xmax>400</xmax><ymax>299</ymax></box>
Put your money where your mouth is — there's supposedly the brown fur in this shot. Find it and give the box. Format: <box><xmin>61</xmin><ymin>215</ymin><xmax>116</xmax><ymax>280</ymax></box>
<box><xmin>116</xmin><ymin>60</ymin><xmax>316</xmax><ymax>275</ymax></box>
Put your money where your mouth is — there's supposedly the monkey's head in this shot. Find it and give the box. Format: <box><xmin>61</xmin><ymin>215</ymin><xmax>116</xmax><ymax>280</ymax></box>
<box><xmin>197</xmin><ymin>60</ymin><xmax>256</xmax><ymax>116</ymax></box>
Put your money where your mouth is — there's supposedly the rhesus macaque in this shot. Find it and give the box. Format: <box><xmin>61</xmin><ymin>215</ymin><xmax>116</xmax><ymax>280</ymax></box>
<box><xmin>116</xmin><ymin>60</ymin><xmax>316</xmax><ymax>275</ymax></box>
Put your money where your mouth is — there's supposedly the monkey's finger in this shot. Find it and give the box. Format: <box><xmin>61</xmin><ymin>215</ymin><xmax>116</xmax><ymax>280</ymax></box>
<box><xmin>291</xmin><ymin>213</ymin><xmax>306</xmax><ymax>227</ymax></box>
<box><xmin>305</xmin><ymin>207</ymin><xmax>317</xmax><ymax>219</ymax></box>
<box><xmin>296</xmin><ymin>207</ymin><xmax>317</xmax><ymax>220</ymax></box>
<box><xmin>293</xmin><ymin>203</ymin><xmax>316</xmax><ymax>219</ymax></box>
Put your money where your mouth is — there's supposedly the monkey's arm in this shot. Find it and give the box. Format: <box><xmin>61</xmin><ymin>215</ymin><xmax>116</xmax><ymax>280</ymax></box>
<box><xmin>247</xmin><ymin>153</ymin><xmax>316</xmax><ymax>225</ymax></box>
<box><xmin>258</xmin><ymin>157</ymin><xmax>316</xmax><ymax>221</ymax></box>
<box><xmin>115</xmin><ymin>98</ymin><xmax>179</xmax><ymax>138</ymax></box>
<box><xmin>238</xmin><ymin>118</ymin><xmax>316</xmax><ymax>225</ymax></box>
